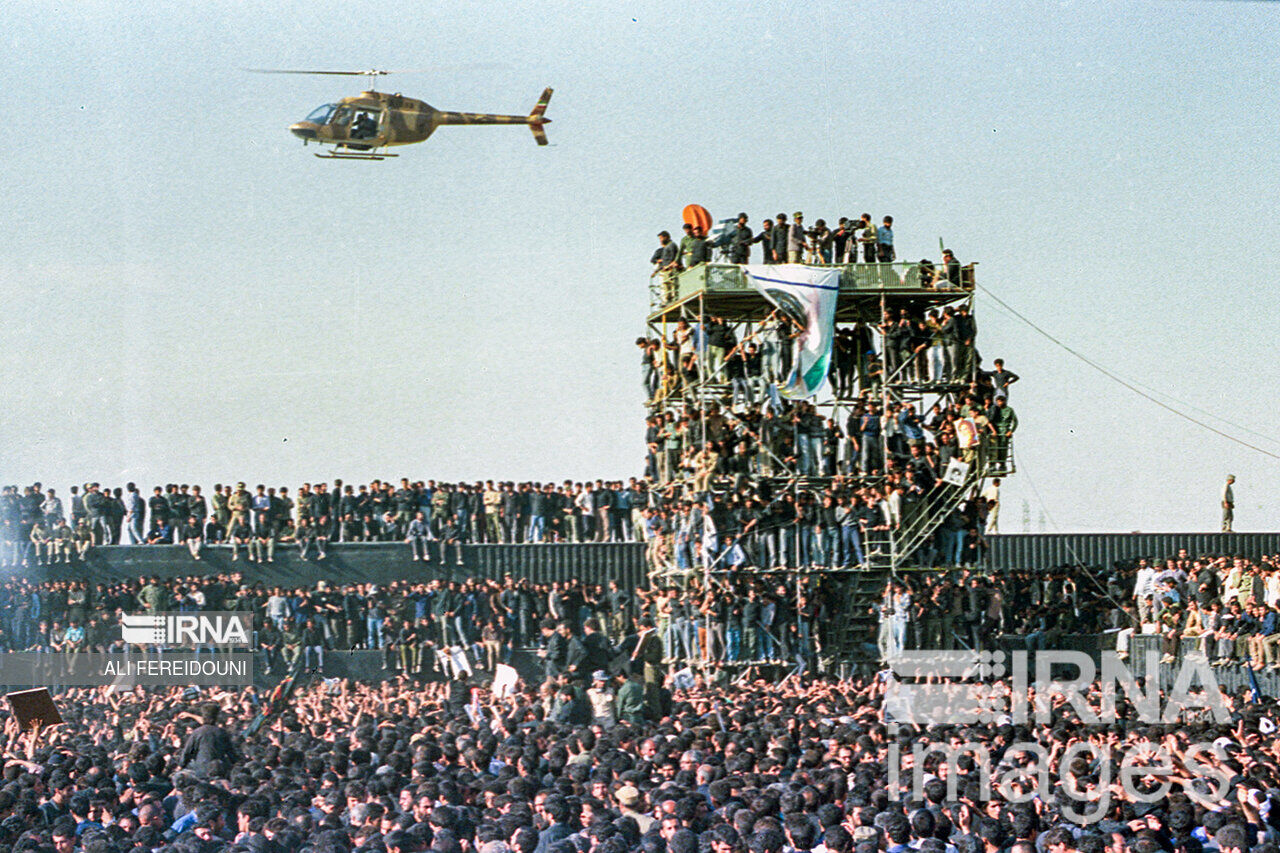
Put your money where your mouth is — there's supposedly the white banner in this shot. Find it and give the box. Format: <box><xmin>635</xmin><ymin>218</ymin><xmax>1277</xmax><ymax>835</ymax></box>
<box><xmin>744</xmin><ymin>265</ymin><xmax>841</xmax><ymax>399</ymax></box>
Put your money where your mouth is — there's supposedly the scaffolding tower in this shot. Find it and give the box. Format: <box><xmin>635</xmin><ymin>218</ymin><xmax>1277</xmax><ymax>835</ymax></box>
<box><xmin>641</xmin><ymin>257</ymin><xmax>1015</xmax><ymax>668</ymax></box>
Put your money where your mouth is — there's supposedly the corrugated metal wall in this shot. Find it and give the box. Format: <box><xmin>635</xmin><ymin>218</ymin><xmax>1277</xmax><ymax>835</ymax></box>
<box><xmin>984</xmin><ymin>533</ymin><xmax>1280</xmax><ymax>571</ymax></box>
<box><xmin>464</xmin><ymin>544</ymin><xmax>649</xmax><ymax>589</ymax></box>
<box><xmin>29</xmin><ymin>534</ymin><xmax>1280</xmax><ymax>588</ymax></box>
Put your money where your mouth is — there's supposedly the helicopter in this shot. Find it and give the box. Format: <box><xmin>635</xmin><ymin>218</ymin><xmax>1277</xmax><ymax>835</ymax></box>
<box><xmin>253</xmin><ymin>69</ymin><xmax>553</xmax><ymax>160</ymax></box>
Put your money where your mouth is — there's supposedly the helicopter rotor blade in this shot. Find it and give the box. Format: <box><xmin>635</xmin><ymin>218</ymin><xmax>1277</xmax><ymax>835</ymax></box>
<box><xmin>246</xmin><ymin>63</ymin><xmax>506</xmax><ymax>77</ymax></box>
<box><xmin>385</xmin><ymin>63</ymin><xmax>508</xmax><ymax>73</ymax></box>
<box><xmin>247</xmin><ymin>69</ymin><xmax>390</xmax><ymax>76</ymax></box>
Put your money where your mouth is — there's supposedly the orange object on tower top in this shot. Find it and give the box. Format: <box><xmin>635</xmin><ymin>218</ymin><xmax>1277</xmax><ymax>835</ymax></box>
<box><xmin>682</xmin><ymin>205</ymin><xmax>712</xmax><ymax>234</ymax></box>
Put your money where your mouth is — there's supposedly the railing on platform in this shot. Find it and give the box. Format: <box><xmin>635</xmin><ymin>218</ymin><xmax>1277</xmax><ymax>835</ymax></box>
<box><xmin>893</xmin><ymin>460</ymin><xmax>984</xmax><ymax>565</ymax></box>
<box><xmin>657</xmin><ymin>261</ymin><xmax>976</xmax><ymax>307</ymax></box>
<box><xmin>987</xmin><ymin>437</ymin><xmax>1016</xmax><ymax>476</ymax></box>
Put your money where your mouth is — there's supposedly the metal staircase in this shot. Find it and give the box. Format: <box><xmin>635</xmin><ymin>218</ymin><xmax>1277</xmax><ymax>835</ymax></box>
<box><xmin>825</xmin><ymin>568</ymin><xmax>891</xmax><ymax>674</ymax></box>
<box><xmin>891</xmin><ymin>459</ymin><xmax>986</xmax><ymax>565</ymax></box>
<box><xmin>823</xmin><ymin>460</ymin><xmax>989</xmax><ymax>672</ymax></box>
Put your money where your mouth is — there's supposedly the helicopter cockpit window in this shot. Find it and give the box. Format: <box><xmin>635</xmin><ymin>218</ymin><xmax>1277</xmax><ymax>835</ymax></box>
<box><xmin>331</xmin><ymin>107</ymin><xmax>353</xmax><ymax>127</ymax></box>
<box><xmin>305</xmin><ymin>104</ymin><xmax>337</xmax><ymax>125</ymax></box>
<box><xmin>351</xmin><ymin>109</ymin><xmax>380</xmax><ymax>140</ymax></box>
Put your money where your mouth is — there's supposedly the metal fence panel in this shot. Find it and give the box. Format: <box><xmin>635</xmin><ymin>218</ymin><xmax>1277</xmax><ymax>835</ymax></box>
<box><xmin>984</xmin><ymin>533</ymin><xmax>1280</xmax><ymax>571</ymax></box>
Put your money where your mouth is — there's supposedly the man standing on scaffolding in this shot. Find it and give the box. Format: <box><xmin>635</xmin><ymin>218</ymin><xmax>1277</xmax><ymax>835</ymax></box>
<box><xmin>729</xmin><ymin>213</ymin><xmax>753</xmax><ymax>263</ymax></box>
<box><xmin>989</xmin><ymin>397</ymin><xmax>1018</xmax><ymax>470</ymax></box>
<box><xmin>650</xmin><ymin>231</ymin><xmax>680</xmax><ymax>301</ymax></box>
<box><xmin>1222</xmin><ymin>475</ymin><xmax>1236</xmax><ymax>532</ymax></box>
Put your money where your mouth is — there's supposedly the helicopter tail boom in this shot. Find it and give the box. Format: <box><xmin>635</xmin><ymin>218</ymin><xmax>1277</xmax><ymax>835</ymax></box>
<box><xmin>432</xmin><ymin>87</ymin><xmax>552</xmax><ymax>145</ymax></box>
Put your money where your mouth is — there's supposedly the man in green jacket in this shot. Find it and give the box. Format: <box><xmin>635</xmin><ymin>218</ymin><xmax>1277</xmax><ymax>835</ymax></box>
<box><xmin>228</xmin><ymin>483</ymin><xmax>253</xmax><ymax>530</ymax></box>
<box><xmin>211</xmin><ymin>484</ymin><xmax>230</xmax><ymax>527</ymax></box>
<box><xmin>615</xmin><ymin>670</ymin><xmax>646</xmax><ymax>723</ymax></box>
<box><xmin>631</xmin><ymin>617</ymin><xmax>664</xmax><ymax>715</ymax></box>
<box><xmin>990</xmin><ymin>396</ymin><xmax>1018</xmax><ymax>469</ymax></box>
<box><xmin>281</xmin><ymin>620</ymin><xmax>303</xmax><ymax>669</ymax></box>
<box><xmin>138</xmin><ymin>576</ymin><xmax>169</xmax><ymax>613</ymax></box>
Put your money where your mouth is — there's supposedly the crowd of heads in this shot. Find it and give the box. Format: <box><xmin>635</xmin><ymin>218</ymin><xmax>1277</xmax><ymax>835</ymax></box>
<box><xmin>642</xmin><ymin>208</ymin><xmax>1018</xmax><ymax>572</ymax></box>
<box><xmin>0</xmin><ymin>639</ymin><xmax>1277</xmax><ymax>853</ymax></box>
<box><xmin>0</xmin><ymin>547</ymin><xmax>1274</xmax><ymax>851</ymax></box>
<box><xmin>0</xmin><ymin>479</ymin><xmax>670</xmax><ymax>567</ymax></box>
<box><xmin>1124</xmin><ymin>552</ymin><xmax>1280</xmax><ymax>671</ymax></box>
<box><xmin>870</xmin><ymin>553</ymin><xmax>1280</xmax><ymax>673</ymax></box>
<box><xmin>637</xmin><ymin>361</ymin><xmax>1019</xmax><ymax>571</ymax></box>
<box><xmin>652</xmin><ymin>211</ymin><xmax>902</xmax><ymax>271</ymax></box>
<box><xmin>0</xmin><ymin>565</ymin><xmax>838</xmax><ymax>677</ymax></box>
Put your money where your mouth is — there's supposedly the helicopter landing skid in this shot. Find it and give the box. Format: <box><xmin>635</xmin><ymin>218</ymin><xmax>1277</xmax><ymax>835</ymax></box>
<box><xmin>313</xmin><ymin>150</ymin><xmax>398</xmax><ymax>161</ymax></box>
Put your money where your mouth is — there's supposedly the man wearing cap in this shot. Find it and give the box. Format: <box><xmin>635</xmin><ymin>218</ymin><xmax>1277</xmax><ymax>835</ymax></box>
<box><xmin>853</xmin><ymin>827</ymin><xmax>880</xmax><ymax>848</ymax></box>
<box><xmin>587</xmin><ymin>671</ymin><xmax>616</xmax><ymax>728</ymax></box>
<box><xmin>614</xmin><ymin>786</ymin><xmax>655</xmax><ymax>833</ymax></box>
<box><xmin>228</xmin><ymin>483</ymin><xmax>253</xmax><ymax>532</ymax></box>
<box><xmin>771</xmin><ymin>213</ymin><xmax>790</xmax><ymax>264</ymax></box>
<box><xmin>787</xmin><ymin>212</ymin><xmax>807</xmax><ymax>263</ymax></box>
<box><xmin>1222</xmin><ymin>475</ymin><xmax>1235</xmax><ymax>532</ymax></box>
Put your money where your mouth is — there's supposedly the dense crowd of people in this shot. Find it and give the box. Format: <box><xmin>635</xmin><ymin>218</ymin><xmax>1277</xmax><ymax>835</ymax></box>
<box><xmin>640</xmin><ymin>476</ymin><xmax>997</xmax><ymax>575</ymax></box>
<box><xmin>872</xmin><ymin>569</ymin><xmax>1118</xmax><ymax>660</ymax></box>
<box><xmin>0</xmin><ymin>556</ymin><xmax>1273</xmax><ymax>851</ymax></box>
<box><xmin>638</xmin><ymin>371</ymin><xmax>1016</xmax><ymax>570</ymax></box>
<box><xmin>0</xmin><ymin>571</ymin><xmax>834</xmax><ymax>675</ymax></box>
<box><xmin>10</xmin><ymin>549</ymin><xmax>1280</xmax><ymax>686</ymax></box>
<box><xmin>1123</xmin><ymin>552</ymin><xmax>1280</xmax><ymax>671</ymax></box>
<box><xmin>0</xmin><ymin>465</ymin><xmax>1011</xmax><ymax>573</ymax></box>
<box><xmin>646</xmin><ymin>211</ymin><xmax>982</xmax><ymax>406</ymax></box>
<box><xmin>0</xmin><ymin>645</ymin><xmax>1275</xmax><ymax>852</ymax></box>
<box><xmin>643</xmin><ymin>209</ymin><xmax>1016</xmax><ymax>571</ymax></box>
<box><xmin>0</xmin><ymin>480</ymin><xmax>666</xmax><ymax>567</ymax></box>
<box><xmin>638</xmin><ymin>334</ymin><xmax>1017</xmax><ymax>483</ymax></box>
<box><xmin>868</xmin><ymin>552</ymin><xmax>1280</xmax><ymax>673</ymax></box>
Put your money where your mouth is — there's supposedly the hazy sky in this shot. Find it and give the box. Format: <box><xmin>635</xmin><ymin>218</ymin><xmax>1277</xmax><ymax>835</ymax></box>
<box><xmin>2</xmin><ymin>0</ymin><xmax>1277</xmax><ymax>533</ymax></box>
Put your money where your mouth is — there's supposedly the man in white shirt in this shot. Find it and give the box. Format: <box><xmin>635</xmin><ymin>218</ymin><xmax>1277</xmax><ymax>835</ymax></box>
<box><xmin>1133</xmin><ymin>559</ymin><xmax>1158</xmax><ymax>623</ymax></box>
<box><xmin>574</xmin><ymin>487</ymin><xmax>592</xmax><ymax>542</ymax></box>
<box><xmin>266</xmin><ymin>587</ymin><xmax>289</xmax><ymax>629</ymax></box>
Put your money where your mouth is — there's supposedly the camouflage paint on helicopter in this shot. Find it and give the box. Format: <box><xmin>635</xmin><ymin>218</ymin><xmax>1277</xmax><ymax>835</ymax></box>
<box><xmin>288</xmin><ymin>87</ymin><xmax>552</xmax><ymax>159</ymax></box>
